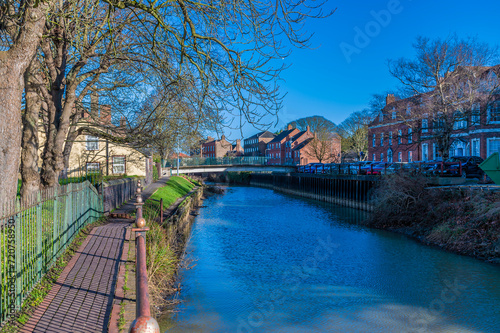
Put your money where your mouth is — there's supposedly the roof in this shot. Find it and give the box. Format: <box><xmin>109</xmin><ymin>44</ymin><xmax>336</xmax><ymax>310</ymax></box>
<box><xmin>244</xmin><ymin>131</ymin><xmax>275</xmax><ymax>141</ymax></box>
<box><xmin>292</xmin><ymin>138</ymin><xmax>313</xmax><ymax>151</ymax></box>
<box><xmin>290</xmin><ymin>130</ymin><xmax>307</xmax><ymax>142</ymax></box>
<box><xmin>268</xmin><ymin>129</ymin><xmax>296</xmax><ymax>144</ymax></box>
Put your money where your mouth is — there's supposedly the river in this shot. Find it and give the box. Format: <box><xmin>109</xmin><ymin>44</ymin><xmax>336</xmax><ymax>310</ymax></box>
<box><xmin>162</xmin><ymin>186</ymin><xmax>500</xmax><ymax>333</ymax></box>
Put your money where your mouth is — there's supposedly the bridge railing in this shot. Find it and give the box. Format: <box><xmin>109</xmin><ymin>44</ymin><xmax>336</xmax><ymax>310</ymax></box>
<box><xmin>165</xmin><ymin>156</ymin><xmax>269</xmax><ymax>167</ymax></box>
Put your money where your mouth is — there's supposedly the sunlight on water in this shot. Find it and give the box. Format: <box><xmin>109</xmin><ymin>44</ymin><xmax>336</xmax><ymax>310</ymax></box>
<box><xmin>162</xmin><ymin>186</ymin><xmax>500</xmax><ymax>333</ymax></box>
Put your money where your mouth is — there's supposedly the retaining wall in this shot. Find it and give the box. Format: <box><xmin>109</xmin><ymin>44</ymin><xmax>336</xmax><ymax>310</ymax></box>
<box><xmin>250</xmin><ymin>173</ymin><xmax>377</xmax><ymax>211</ymax></box>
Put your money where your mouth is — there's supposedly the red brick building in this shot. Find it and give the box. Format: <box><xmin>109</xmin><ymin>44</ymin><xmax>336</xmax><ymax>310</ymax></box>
<box><xmin>243</xmin><ymin>131</ymin><xmax>275</xmax><ymax>157</ymax></box>
<box><xmin>201</xmin><ymin>136</ymin><xmax>233</xmax><ymax>158</ymax></box>
<box><xmin>368</xmin><ymin>89</ymin><xmax>500</xmax><ymax>163</ymax></box>
<box><xmin>266</xmin><ymin>126</ymin><xmax>300</xmax><ymax>165</ymax></box>
<box><xmin>266</xmin><ymin>124</ymin><xmax>342</xmax><ymax>165</ymax></box>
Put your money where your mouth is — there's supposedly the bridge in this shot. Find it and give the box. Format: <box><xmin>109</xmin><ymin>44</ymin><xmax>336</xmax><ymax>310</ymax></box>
<box><xmin>166</xmin><ymin>164</ymin><xmax>297</xmax><ymax>175</ymax></box>
<box><xmin>163</xmin><ymin>157</ymin><xmax>296</xmax><ymax>175</ymax></box>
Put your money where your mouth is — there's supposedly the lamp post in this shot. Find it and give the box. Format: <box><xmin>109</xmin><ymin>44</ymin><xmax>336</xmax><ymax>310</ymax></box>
<box><xmin>177</xmin><ymin>136</ymin><xmax>180</xmax><ymax>176</ymax></box>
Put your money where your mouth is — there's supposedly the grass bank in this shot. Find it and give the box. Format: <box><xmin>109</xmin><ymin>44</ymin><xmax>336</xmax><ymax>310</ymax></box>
<box><xmin>368</xmin><ymin>174</ymin><xmax>500</xmax><ymax>263</ymax></box>
<box><xmin>141</xmin><ymin>176</ymin><xmax>202</xmax><ymax>318</ymax></box>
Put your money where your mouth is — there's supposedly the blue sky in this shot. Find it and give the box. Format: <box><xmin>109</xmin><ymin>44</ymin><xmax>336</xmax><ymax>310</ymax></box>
<box><xmin>230</xmin><ymin>0</ymin><xmax>500</xmax><ymax>139</ymax></box>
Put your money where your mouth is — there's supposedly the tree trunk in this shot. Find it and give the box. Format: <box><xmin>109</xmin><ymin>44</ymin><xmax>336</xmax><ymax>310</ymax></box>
<box><xmin>20</xmin><ymin>61</ymin><xmax>42</xmax><ymax>200</ymax></box>
<box><xmin>0</xmin><ymin>3</ymin><xmax>49</xmax><ymax>205</ymax></box>
<box><xmin>0</xmin><ymin>66</ymin><xmax>24</xmax><ymax>205</ymax></box>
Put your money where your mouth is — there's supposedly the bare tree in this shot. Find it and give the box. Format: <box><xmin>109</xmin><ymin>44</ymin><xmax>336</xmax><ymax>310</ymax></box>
<box><xmin>337</xmin><ymin>109</ymin><xmax>374</xmax><ymax>161</ymax></box>
<box><xmin>0</xmin><ymin>0</ymin><xmax>51</xmax><ymax>203</ymax></box>
<box><xmin>388</xmin><ymin>36</ymin><xmax>500</xmax><ymax>159</ymax></box>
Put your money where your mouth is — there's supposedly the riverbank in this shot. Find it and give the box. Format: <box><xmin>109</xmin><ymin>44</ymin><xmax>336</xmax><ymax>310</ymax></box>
<box><xmin>368</xmin><ymin>174</ymin><xmax>500</xmax><ymax>264</ymax></box>
<box><xmin>116</xmin><ymin>176</ymin><xmax>206</xmax><ymax>331</ymax></box>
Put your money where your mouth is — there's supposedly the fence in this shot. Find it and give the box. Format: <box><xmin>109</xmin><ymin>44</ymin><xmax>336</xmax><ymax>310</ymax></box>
<box><xmin>0</xmin><ymin>181</ymin><xmax>103</xmax><ymax>325</ymax></box>
<box><xmin>164</xmin><ymin>156</ymin><xmax>269</xmax><ymax>167</ymax></box>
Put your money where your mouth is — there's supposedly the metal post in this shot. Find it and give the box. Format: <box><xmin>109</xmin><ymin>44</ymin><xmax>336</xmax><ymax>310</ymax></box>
<box><xmin>177</xmin><ymin>137</ymin><xmax>180</xmax><ymax>176</ymax></box>
<box><xmin>129</xmin><ymin>179</ymin><xmax>160</xmax><ymax>333</ymax></box>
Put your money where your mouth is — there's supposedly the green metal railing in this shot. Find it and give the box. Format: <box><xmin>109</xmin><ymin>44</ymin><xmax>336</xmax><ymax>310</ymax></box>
<box><xmin>0</xmin><ymin>181</ymin><xmax>103</xmax><ymax>325</ymax></box>
<box><xmin>164</xmin><ymin>156</ymin><xmax>269</xmax><ymax>167</ymax></box>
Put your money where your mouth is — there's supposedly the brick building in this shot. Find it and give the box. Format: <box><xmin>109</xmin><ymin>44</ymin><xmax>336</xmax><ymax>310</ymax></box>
<box><xmin>266</xmin><ymin>125</ymin><xmax>300</xmax><ymax>165</ymax></box>
<box><xmin>201</xmin><ymin>135</ymin><xmax>233</xmax><ymax>158</ymax></box>
<box><xmin>368</xmin><ymin>87</ymin><xmax>500</xmax><ymax>163</ymax></box>
<box><xmin>243</xmin><ymin>131</ymin><xmax>275</xmax><ymax>157</ymax></box>
<box><xmin>266</xmin><ymin>124</ymin><xmax>342</xmax><ymax>165</ymax></box>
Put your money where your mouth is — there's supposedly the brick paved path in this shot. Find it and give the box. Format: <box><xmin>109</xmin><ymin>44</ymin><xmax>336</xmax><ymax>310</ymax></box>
<box><xmin>22</xmin><ymin>177</ymin><xmax>169</xmax><ymax>333</ymax></box>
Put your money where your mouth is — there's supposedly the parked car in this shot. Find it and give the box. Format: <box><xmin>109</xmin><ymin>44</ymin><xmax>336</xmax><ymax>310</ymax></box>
<box><xmin>311</xmin><ymin>163</ymin><xmax>325</xmax><ymax>174</ymax></box>
<box><xmin>366</xmin><ymin>163</ymin><xmax>388</xmax><ymax>175</ymax></box>
<box><xmin>323</xmin><ymin>163</ymin><xmax>336</xmax><ymax>174</ymax></box>
<box><xmin>420</xmin><ymin>160</ymin><xmax>444</xmax><ymax>176</ymax></box>
<box><xmin>358</xmin><ymin>161</ymin><xmax>377</xmax><ymax>175</ymax></box>
<box><xmin>304</xmin><ymin>163</ymin><xmax>322</xmax><ymax>173</ymax></box>
<box><xmin>443</xmin><ymin>156</ymin><xmax>485</xmax><ymax>178</ymax></box>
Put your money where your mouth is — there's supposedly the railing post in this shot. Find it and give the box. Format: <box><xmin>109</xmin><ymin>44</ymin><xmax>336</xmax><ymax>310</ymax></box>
<box><xmin>129</xmin><ymin>179</ymin><xmax>160</xmax><ymax>333</ymax></box>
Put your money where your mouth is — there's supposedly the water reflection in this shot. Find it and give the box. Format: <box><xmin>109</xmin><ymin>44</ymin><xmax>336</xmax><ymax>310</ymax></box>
<box><xmin>163</xmin><ymin>186</ymin><xmax>500</xmax><ymax>332</ymax></box>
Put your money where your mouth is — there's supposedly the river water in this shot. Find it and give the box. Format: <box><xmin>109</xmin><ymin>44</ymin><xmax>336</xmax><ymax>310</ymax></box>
<box><xmin>163</xmin><ymin>186</ymin><xmax>500</xmax><ymax>333</ymax></box>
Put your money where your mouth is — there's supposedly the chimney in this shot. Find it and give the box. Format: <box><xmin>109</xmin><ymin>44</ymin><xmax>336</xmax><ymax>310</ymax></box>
<box><xmin>386</xmin><ymin>94</ymin><xmax>396</xmax><ymax>106</ymax></box>
<box><xmin>236</xmin><ymin>139</ymin><xmax>242</xmax><ymax>151</ymax></box>
<box><xmin>101</xmin><ymin>105</ymin><xmax>111</xmax><ymax>124</ymax></box>
<box><xmin>287</xmin><ymin>124</ymin><xmax>293</xmax><ymax>130</ymax></box>
<box><xmin>120</xmin><ymin>116</ymin><xmax>127</xmax><ymax>128</ymax></box>
<box><xmin>90</xmin><ymin>91</ymin><xmax>99</xmax><ymax>116</ymax></box>
<box><xmin>306</xmin><ymin>125</ymin><xmax>310</xmax><ymax>132</ymax></box>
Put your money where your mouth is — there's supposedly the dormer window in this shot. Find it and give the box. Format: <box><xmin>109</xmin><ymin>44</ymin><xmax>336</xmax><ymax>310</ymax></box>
<box><xmin>406</xmin><ymin>105</ymin><xmax>411</xmax><ymax>115</ymax></box>
<box><xmin>379</xmin><ymin>112</ymin><xmax>384</xmax><ymax>122</ymax></box>
<box><xmin>392</xmin><ymin>109</ymin><xmax>396</xmax><ymax>120</ymax></box>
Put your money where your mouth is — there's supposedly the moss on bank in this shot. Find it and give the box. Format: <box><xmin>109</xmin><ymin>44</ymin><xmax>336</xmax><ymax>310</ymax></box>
<box><xmin>369</xmin><ymin>174</ymin><xmax>500</xmax><ymax>263</ymax></box>
<box><xmin>142</xmin><ymin>176</ymin><xmax>202</xmax><ymax>319</ymax></box>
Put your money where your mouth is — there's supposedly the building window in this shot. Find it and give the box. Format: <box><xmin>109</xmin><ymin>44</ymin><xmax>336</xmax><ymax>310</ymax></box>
<box><xmin>379</xmin><ymin>112</ymin><xmax>383</xmax><ymax>122</ymax></box>
<box><xmin>86</xmin><ymin>135</ymin><xmax>99</xmax><ymax>151</ymax></box>
<box><xmin>453</xmin><ymin>111</ymin><xmax>467</xmax><ymax>130</ymax></box>
<box><xmin>380</xmin><ymin>133</ymin><xmax>384</xmax><ymax>146</ymax></box>
<box><xmin>392</xmin><ymin>110</ymin><xmax>396</xmax><ymax>120</ymax></box>
<box><xmin>373</xmin><ymin>154</ymin><xmax>376</xmax><ymax>162</ymax></box>
<box><xmin>398</xmin><ymin>152</ymin><xmax>402</xmax><ymax>162</ymax></box>
<box><xmin>373</xmin><ymin>134</ymin><xmax>376</xmax><ymax>147</ymax></box>
<box><xmin>380</xmin><ymin>153</ymin><xmax>384</xmax><ymax>162</ymax></box>
<box><xmin>422</xmin><ymin>143</ymin><xmax>429</xmax><ymax>161</ymax></box>
<box><xmin>406</xmin><ymin>105</ymin><xmax>411</xmax><ymax>115</ymax></box>
<box><xmin>422</xmin><ymin>119</ymin><xmax>428</xmax><ymax>133</ymax></box>
<box><xmin>487</xmin><ymin>138</ymin><xmax>500</xmax><ymax>157</ymax></box>
<box><xmin>487</xmin><ymin>102</ymin><xmax>500</xmax><ymax>123</ymax></box>
<box><xmin>389</xmin><ymin>132</ymin><xmax>392</xmax><ymax>146</ymax></box>
<box><xmin>86</xmin><ymin>162</ymin><xmax>100</xmax><ymax>173</ymax></box>
<box><xmin>408</xmin><ymin>151</ymin><xmax>413</xmax><ymax>162</ymax></box>
<box><xmin>433</xmin><ymin>144</ymin><xmax>442</xmax><ymax>160</ymax></box>
<box><xmin>387</xmin><ymin>149</ymin><xmax>393</xmax><ymax>163</ymax></box>
<box><xmin>408</xmin><ymin>128</ymin><xmax>412</xmax><ymax>144</ymax></box>
<box><xmin>112</xmin><ymin>156</ymin><xmax>126</xmax><ymax>174</ymax></box>
<box><xmin>471</xmin><ymin>103</ymin><xmax>480</xmax><ymax>125</ymax></box>
<box><xmin>471</xmin><ymin>138</ymin><xmax>480</xmax><ymax>157</ymax></box>
<box><xmin>398</xmin><ymin>130</ymin><xmax>402</xmax><ymax>144</ymax></box>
